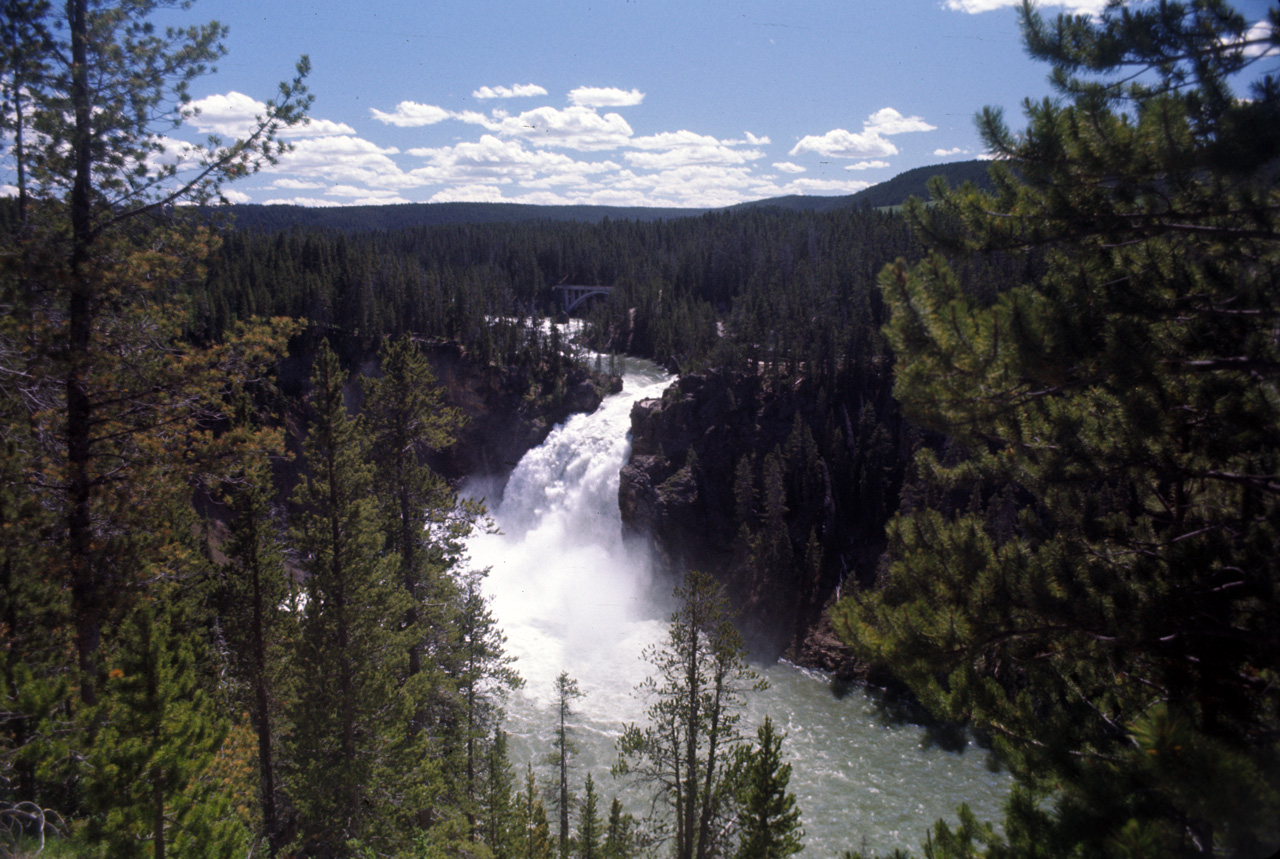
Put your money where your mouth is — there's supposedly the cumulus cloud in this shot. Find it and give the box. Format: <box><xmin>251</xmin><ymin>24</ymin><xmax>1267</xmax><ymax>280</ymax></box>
<box><xmin>429</xmin><ymin>184</ymin><xmax>509</xmax><ymax>203</ymax></box>
<box><xmin>187</xmin><ymin>92</ymin><xmax>355</xmax><ymax>137</ymax></box>
<box><xmin>0</xmin><ymin>184</ymin><xmax>17</xmax><ymax>197</ymax></box>
<box><xmin>866</xmin><ymin>107</ymin><xmax>935</xmax><ymax>135</ymax></box>
<box><xmin>407</xmin><ymin>135</ymin><xmax>617</xmax><ymax>185</ymax></box>
<box><xmin>568</xmin><ymin>86</ymin><xmax>645</xmax><ymax>107</ymax></box>
<box><xmin>262</xmin><ymin>196</ymin><xmax>343</xmax><ymax>207</ymax></box>
<box><xmin>791</xmin><ymin>128</ymin><xmax>899</xmax><ymax>159</ymax></box>
<box><xmin>610</xmin><ymin>164</ymin><xmax>767</xmax><ymax>207</ymax></box>
<box><xmin>934</xmin><ymin>147</ymin><xmax>969</xmax><ymax>157</ymax></box>
<box><xmin>272</xmin><ymin>178</ymin><xmax>325</xmax><ymax>190</ymax></box>
<box><xmin>773</xmin><ymin>162</ymin><xmax>806</xmax><ymax>174</ymax></box>
<box><xmin>473</xmin><ymin>83</ymin><xmax>549</xmax><ymax>99</ymax></box>
<box><xmin>1232</xmin><ymin>19</ymin><xmax>1279</xmax><ymax>58</ymax></box>
<box><xmin>218</xmin><ymin>189</ymin><xmax>252</xmax><ymax>204</ymax></box>
<box><xmin>623</xmin><ymin>130</ymin><xmax>764</xmax><ymax>170</ymax></box>
<box><xmin>782</xmin><ymin>177</ymin><xmax>873</xmax><ymax>195</ymax></box>
<box><xmin>791</xmin><ymin>106</ymin><xmax>934</xmax><ymax>159</ymax></box>
<box><xmin>943</xmin><ymin>0</ymin><xmax>1109</xmax><ymax>13</ymax></box>
<box><xmin>845</xmin><ymin>160</ymin><xmax>890</xmax><ymax>170</ymax></box>
<box><xmin>271</xmin><ymin>136</ymin><xmax>414</xmax><ymax>189</ymax></box>
<box><xmin>370</xmin><ymin>101</ymin><xmax>452</xmax><ymax>127</ymax></box>
<box><xmin>493</xmin><ymin>106</ymin><xmax>634</xmax><ymax>150</ymax></box>
<box><xmin>745</xmin><ymin>131</ymin><xmax>771</xmax><ymax>145</ymax></box>
<box><xmin>325</xmin><ymin>185</ymin><xmax>404</xmax><ymax>198</ymax></box>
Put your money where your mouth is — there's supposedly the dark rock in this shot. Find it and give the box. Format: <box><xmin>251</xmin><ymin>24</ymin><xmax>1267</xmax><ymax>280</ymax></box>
<box><xmin>618</xmin><ymin>366</ymin><xmax>902</xmax><ymax>671</ymax></box>
<box><xmin>419</xmin><ymin>341</ymin><xmax>611</xmax><ymax>483</ymax></box>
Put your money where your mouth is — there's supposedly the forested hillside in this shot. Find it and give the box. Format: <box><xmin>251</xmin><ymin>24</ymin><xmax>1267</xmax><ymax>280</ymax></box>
<box><xmin>4</xmin><ymin>0</ymin><xmax>1278</xmax><ymax>858</ymax></box>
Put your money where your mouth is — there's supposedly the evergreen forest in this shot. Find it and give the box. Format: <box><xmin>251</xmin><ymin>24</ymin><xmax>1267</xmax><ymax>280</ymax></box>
<box><xmin>2</xmin><ymin>1</ymin><xmax>1279</xmax><ymax>859</ymax></box>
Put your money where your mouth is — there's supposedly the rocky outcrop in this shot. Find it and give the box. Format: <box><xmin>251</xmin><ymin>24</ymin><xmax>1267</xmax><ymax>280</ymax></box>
<box><xmin>421</xmin><ymin>341</ymin><xmax>621</xmax><ymax>482</ymax></box>
<box><xmin>619</xmin><ymin>368</ymin><xmax>906</xmax><ymax>668</ymax></box>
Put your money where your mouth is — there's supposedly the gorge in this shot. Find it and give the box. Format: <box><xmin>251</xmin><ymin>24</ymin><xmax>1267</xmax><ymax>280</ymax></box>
<box><xmin>465</xmin><ymin>354</ymin><xmax>1011</xmax><ymax>857</ymax></box>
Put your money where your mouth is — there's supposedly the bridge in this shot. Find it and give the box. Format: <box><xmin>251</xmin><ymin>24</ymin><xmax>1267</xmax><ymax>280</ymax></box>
<box><xmin>553</xmin><ymin>284</ymin><xmax>614</xmax><ymax>313</ymax></box>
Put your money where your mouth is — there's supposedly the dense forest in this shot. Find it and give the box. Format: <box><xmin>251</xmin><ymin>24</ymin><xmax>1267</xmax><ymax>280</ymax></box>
<box><xmin>3</xmin><ymin>1</ymin><xmax>1280</xmax><ymax>859</ymax></box>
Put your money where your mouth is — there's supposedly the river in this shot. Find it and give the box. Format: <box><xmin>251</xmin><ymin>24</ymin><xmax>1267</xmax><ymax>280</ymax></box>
<box><xmin>464</xmin><ymin>355</ymin><xmax>1011</xmax><ymax>857</ymax></box>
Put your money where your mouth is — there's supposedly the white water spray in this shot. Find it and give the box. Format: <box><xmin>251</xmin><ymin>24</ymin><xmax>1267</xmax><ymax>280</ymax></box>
<box><xmin>465</xmin><ymin>356</ymin><xmax>1011</xmax><ymax>856</ymax></box>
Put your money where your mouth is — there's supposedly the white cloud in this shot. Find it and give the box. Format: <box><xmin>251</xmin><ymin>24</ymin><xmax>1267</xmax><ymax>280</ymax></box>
<box><xmin>866</xmin><ymin>107</ymin><xmax>936</xmax><ymax>135</ymax></box>
<box><xmin>186</xmin><ymin>92</ymin><xmax>268</xmax><ymax>137</ymax></box>
<box><xmin>0</xmin><ymin>184</ymin><xmax>17</xmax><ymax>197</ymax></box>
<box><xmin>1234</xmin><ymin>19</ymin><xmax>1279</xmax><ymax>58</ymax></box>
<box><xmin>272</xmin><ymin>177</ymin><xmax>325</xmax><ymax>190</ymax></box>
<box><xmin>370</xmin><ymin>101</ymin><xmax>452</xmax><ymax>127</ymax></box>
<box><xmin>218</xmin><ymin>189</ymin><xmax>252</xmax><ymax>203</ymax></box>
<box><xmin>611</xmin><ymin>164</ymin><xmax>766</xmax><ymax>207</ymax></box>
<box><xmin>262</xmin><ymin>196</ymin><xmax>343</xmax><ymax>207</ymax></box>
<box><xmin>473</xmin><ymin>83</ymin><xmax>549</xmax><ymax>99</ymax></box>
<box><xmin>270</xmin><ymin>136</ymin><xmax>414</xmax><ymax>189</ymax></box>
<box><xmin>407</xmin><ymin>135</ymin><xmax>616</xmax><ymax>185</ymax></box>
<box><xmin>454</xmin><ymin>110</ymin><xmax>503</xmax><ymax>130</ymax></box>
<box><xmin>745</xmin><ymin>131</ymin><xmax>771</xmax><ymax>145</ymax></box>
<box><xmin>791</xmin><ymin>128</ymin><xmax>899</xmax><ymax>159</ymax></box>
<box><xmin>325</xmin><ymin>185</ymin><xmax>404</xmax><ymax>198</ymax></box>
<box><xmin>494</xmin><ymin>106</ymin><xmax>635</xmax><ymax>150</ymax></box>
<box><xmin>429</xmin><ymin>184</ymin><xmax>509</xmax><ymax>203</ymax></box>
<box><xmin>782</xmin><ymin>177</ymin><xmax>873</xmax><ymax>195</ymax></box>
<box><xmin>187</xmin><ymin>92</ymin><xmax>355</xmax><ymax>138</ymax></box>
<box><xmin>624</xmin><ymin>130</ymin><xmax>763</xmax><ymax>170</ymax></box>
<box><xmin>934</xmin><ymin>147</ymin><xmax>969</xmax><ymax>157</ymax></box>
<box><xmin>791</xmin><ymin>106</ymin><xmax>935</xmax><ymax>159</ymax></box>
<box><xmin>943</xmin><ymin>0</ymin><xmax>1109</xmax><ymax>13</ymax></box>
<box><xmin>773</xmin><ymin>162</ymin><xmax>806</xmax><ymax>174</ymax></box>
<box><xmin>568</xmin><ymin>87</ymin><xmax>645</xmax><ymax>107</ymax></box>
<box><xmin>845</xmin><ymin>160</ymin><xmax>890</xmax><ymax>170</ymax></box>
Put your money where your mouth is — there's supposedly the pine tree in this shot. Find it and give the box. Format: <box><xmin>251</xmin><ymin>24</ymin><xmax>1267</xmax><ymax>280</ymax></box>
<box><xmin>85</xmin><ymin>597</ymin><xmax>248</xmax><ymax>859</ymax></box>
<box><xmin>362</xmin><ymin>333</ymin><xmax>479</xmax><ymax>829</ymax></box>
<box><xmin>217</xmin><ymin>455</ymin><xmax>294</xmax><ymax>853</ymax></box>
<box><xmin>601</xmin><ymin>798</ymin><xmax>637</xmax><ymax>859</ymax></box>
<box><xmin>483</xmin><ymin>729</ymin><xmax>519</xmax><ymax>859</ymax></box>
<box><xmin>615</xmin><ymin>570</ymin><xmax>766</xmax><ymax>859</ymax></box>
<box><xmin>733</xmin><ymin>717</ymin><xmax>802</xmax><ymax>859</ymax></box>
<box><xmin>450</xmin><ymin>568</ymin><xmax>523</xmax><ymax>836</ymax></box>
<box><xmin>836</xmin><ymin>2</ymin><xmax>1280</xmax><ymax>856</ymax></box>
<box><xmin>515</xmin><ymin>764</ymin><xmax>554</xmax><ymax>859</ymax></box>
<box><xmin>548</xmin><ymin>671</ymin><xmax>585</xmax><ymax>859</ymax></box>
<box><xmin>286</xmin><ymin>339</ymin><xmax>413</xmax><ymax>850</ymax></box>
<box><xmin>575</xmin><ymin>774</ymin><xmax>603</xmax><ymax>859</ymax></box>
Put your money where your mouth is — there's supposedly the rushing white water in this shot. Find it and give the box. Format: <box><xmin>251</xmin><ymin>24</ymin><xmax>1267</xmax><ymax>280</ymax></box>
<box><xmin>465</xmin><ymin>356</ymin><xmax>1011</xmax><ymax>857</ymax></box>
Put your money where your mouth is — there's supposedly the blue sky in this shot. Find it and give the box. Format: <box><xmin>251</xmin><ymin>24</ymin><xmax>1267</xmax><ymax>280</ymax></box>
<box><xmin>43</xmin><ymin>0</ymin><xmax>1280</xmax><ymax>207</ymax></box>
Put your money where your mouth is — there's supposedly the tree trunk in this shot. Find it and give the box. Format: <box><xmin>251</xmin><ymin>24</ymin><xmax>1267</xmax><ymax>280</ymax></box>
<box><xmin>67</xmin><ymin>0</ymin><xmax>99</xmax><ymax>709</ymax></box>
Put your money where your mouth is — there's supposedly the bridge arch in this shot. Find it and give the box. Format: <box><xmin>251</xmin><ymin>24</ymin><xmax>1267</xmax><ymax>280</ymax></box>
<box><xmin>553</xmin><ymin>284</ymin><xmax>614</xmax><ymax>313</ymax></box>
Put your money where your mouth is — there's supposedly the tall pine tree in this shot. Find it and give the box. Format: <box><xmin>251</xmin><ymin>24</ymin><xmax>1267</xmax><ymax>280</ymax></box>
<box><xmin>836</xmin><ymin>2</ymin><xmax>1280</xmax><ymax>856</ymax></box>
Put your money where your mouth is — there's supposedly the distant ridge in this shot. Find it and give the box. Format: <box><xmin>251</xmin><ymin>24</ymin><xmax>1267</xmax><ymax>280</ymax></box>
<box><xmin>214</xmin><ymin>160</ymin><xmax>995</xmax><ymax>232</ymax></box>
<box><xmin>214</xmin><ymin>201</ymin><xmax>713</xmax><ymax>232</ymax></box>
<box><xmin>728</xmin><ymin>159</ymin><xmax>995</xmax><ymax>213</ymax></box>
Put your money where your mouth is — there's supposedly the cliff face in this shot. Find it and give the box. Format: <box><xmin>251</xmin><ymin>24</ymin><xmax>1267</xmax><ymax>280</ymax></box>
<box><xmin>619</xmin><ymin>368</ymin><xmax>907</xmax><ymax>669</ymax></box>
<box><xmin>423</xmin><ymin>341</ymin><xmax>621</xmax><ymax>482</ymax></box>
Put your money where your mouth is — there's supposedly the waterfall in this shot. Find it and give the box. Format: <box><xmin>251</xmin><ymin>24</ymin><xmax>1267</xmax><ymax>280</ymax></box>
<box><xmin>465</xmin><ymin>356</ymin><xmax>1010</xmax><ymax>856</ymax></box>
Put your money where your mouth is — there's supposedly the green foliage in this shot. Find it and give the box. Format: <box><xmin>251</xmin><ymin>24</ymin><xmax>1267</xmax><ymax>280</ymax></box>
<box><xmin>615</xmin><ymin>570</ymin><xmax>766</xmax><ymax>859</ymax></box>
<box><xmin>574</xmin><ymin>775</ymin><xmax>602</xmax><ymax>859</ymax></box>
<box><xmin>732</xmin><ymin>717</ymin><xmax>803</xmax><ymax>859</ymax></box>
<box><xmin>84</xmin><ymin>597</ymin><xmax>248</xmax><ymax>859</ymax></box>
<box><xmin>601</xmin><ymin>799</ymin><xmax>637</xmax><ymax>859</ymax></box>
<box><xmin>514</xmin><ymin>765</ymin><xmax>554</xmax><ymax>859</ymax></box>
<box><xmin>546</xmin><ymin>672</ymin><xmax>585</xmax><ymax>859</ymax></box>
<box><xmin>482</xmin><ymin>730</ymin><xmax>519</xmax><ymax>859</ymax></box>
<box><xmin>836</xmin><ymin>1</ymin><xmax>1280</xmax><ymax>857</ymax></box>
<box><xmin>287</xmin><ymin>339</ymin><xmax>415</xmax><ymax>849</ymax></box>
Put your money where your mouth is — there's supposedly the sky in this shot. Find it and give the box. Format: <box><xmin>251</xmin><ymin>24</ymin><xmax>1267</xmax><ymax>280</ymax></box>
<box><xmin>18</xmin><ymin>0</ymin><xmax>1280</xmax><ymax>208</ymax></box>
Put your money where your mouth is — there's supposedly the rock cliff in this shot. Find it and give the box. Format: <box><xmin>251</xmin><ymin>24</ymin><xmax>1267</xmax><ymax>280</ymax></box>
<box><xmin>422</xmin><ymin>340</ymin><xmax>621</xmax><ymax>482</ymax></box>
<box><xmin>618</xmin><ymin>368</ymin><xmax>908</xmax><ymax>669</ymax></box>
